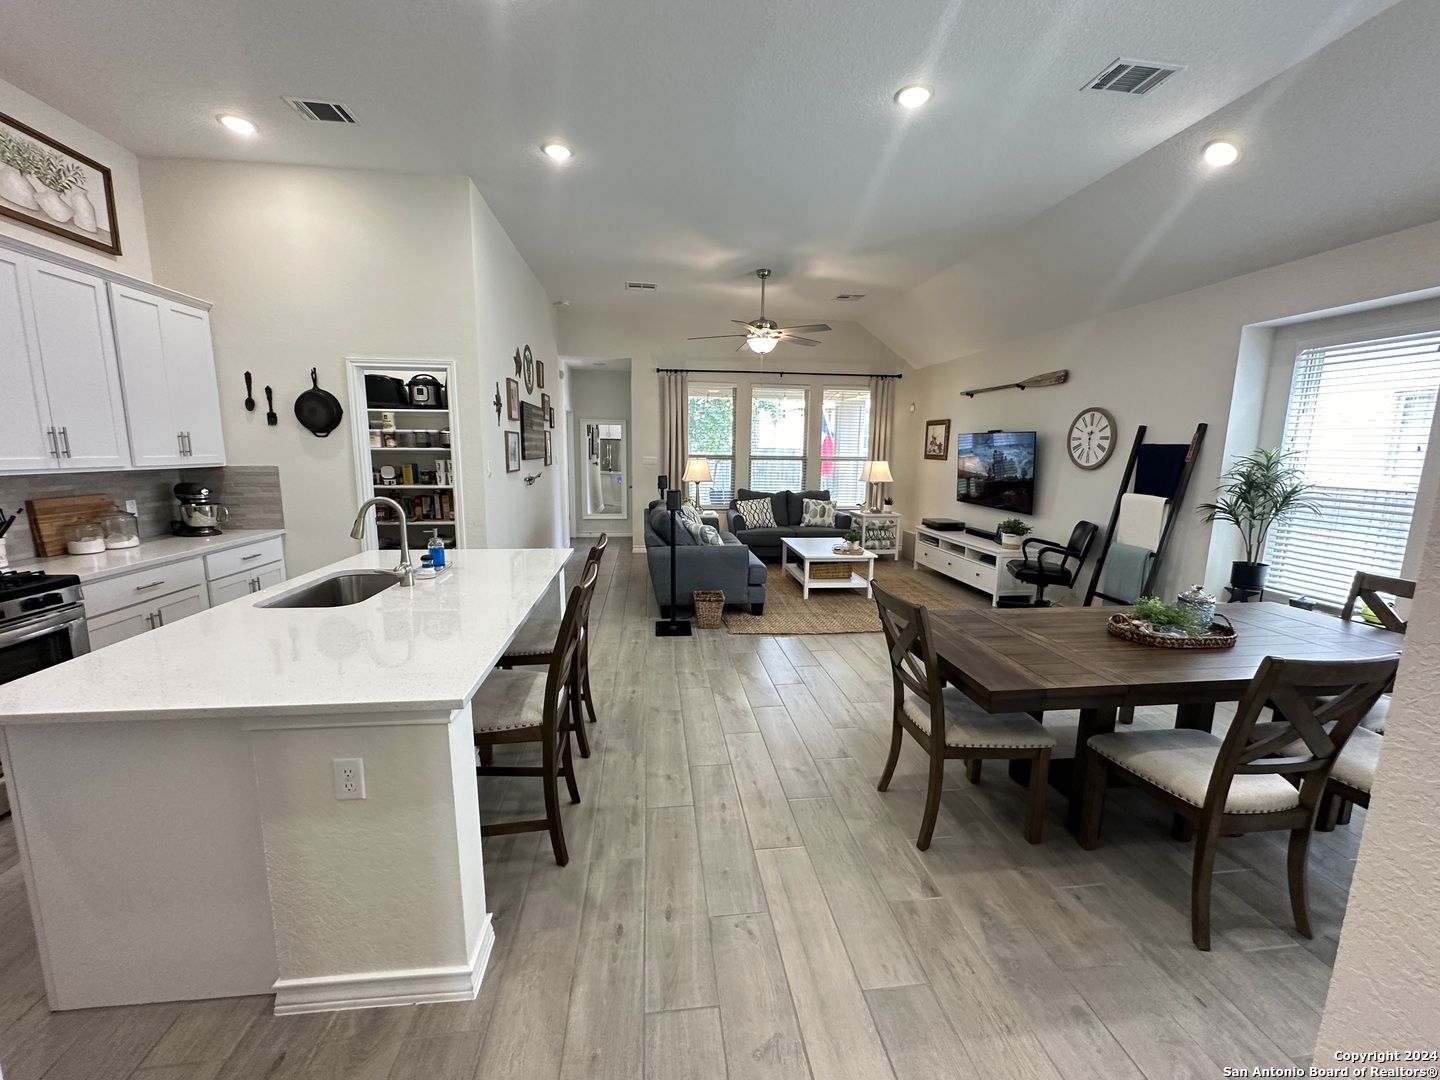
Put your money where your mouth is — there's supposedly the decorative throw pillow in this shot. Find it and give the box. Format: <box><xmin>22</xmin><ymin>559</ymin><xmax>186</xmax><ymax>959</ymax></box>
<box><xmin>678</xmin><ymin>502</ymin><xmax>703</xmax><ymax>528</ymax></box>
<box><xmin>736</xmin><ymin>496</ymin><xmax>777</xmax><ymax>530</ymax></box>
<box><xmin>801</xmin><ymin>498</ymin><xmax>837</xmax><ymax>528</ymax></box>
<box><xmin>699</xmin><ymin>524</ymin><xmax>725</xmax><ymax>546</ymax></box>
<box><xmin>677</xmin><ymin>511</ymin><xmax>712</xmax><ymax>545</ymax></box>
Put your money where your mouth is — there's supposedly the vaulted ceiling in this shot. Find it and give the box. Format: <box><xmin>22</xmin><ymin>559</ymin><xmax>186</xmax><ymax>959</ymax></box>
<box><xmin>3</xmin><ymin>0</ymin><xmax>1433</xmax><ymax>363</ymax></box>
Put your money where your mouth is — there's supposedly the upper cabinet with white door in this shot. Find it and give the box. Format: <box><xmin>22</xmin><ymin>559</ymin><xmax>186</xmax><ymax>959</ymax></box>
<box><xmin>0</xmin><ymin>252</ymin><xmax>131</xmax><ymax>471</ymax></box>
<box><xmin>0</xmin><ymin>234</ymin><xmax>226</xmax><ymax>475</ymax></box>
<box><xmin>110</xmin><ymin>284</ymin><xmax>225</xmax><ymax>467</ymax></box>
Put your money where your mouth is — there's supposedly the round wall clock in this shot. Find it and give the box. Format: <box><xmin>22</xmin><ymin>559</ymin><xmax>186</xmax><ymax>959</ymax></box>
<box><xmin>1068</xmin><ymin>407</ymin><xmax>1116</xmax><ymax>470</ymax></box>
<box><xmin>523</xmin><ymin>345</ymin><xmax>535</xmax><ymax>393</ymax></box>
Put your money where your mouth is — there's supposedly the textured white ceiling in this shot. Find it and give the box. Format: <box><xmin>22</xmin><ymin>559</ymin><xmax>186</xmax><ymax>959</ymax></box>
<box><xmin>0</xmin><ymin>0</ymin><xmax>1402</xmax><ymax>331</ymax></box>
<box><xmin>864</xmin><ymin>0</ymin><xmax>1440</xmax><ymax>365</ymax></box>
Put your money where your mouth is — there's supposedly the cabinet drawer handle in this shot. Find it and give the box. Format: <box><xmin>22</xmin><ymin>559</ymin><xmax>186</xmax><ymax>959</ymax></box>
<box><xmin>135</xmin><ymin>580</ymin><xmax>166</xmax><ymax>591</ymax></box>
<box><xmin>241</xmin><ymin>553</ymin><xmax>263</xmax><ymax>561</ymax></box>
<box><xmin>58</xmin><ymin>427</ymin><xmax>71</xmax><ymax>458</ymax></box>
<box><xmin>46</xmin><ymin>428</ymin><xmax>59</xmax><ymax>458</ymax></box>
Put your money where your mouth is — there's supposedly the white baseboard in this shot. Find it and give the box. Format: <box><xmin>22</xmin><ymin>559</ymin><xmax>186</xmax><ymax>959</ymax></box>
<box><xmin>272</xmin><ymin>917</ymin><xmax>495</xmax><ymax>1015</ymax></box>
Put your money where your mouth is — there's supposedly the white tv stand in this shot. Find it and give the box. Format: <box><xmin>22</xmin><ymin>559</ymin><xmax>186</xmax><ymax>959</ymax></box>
<box><xmin>913</xmin><ymin>526</ymin><xmax>1031</xmax><ymax>607</ymax></box>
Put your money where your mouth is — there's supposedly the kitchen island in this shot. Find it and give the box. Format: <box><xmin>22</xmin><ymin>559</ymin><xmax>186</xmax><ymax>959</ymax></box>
<box><xmin>0</xmin><ymin>547</ymin><xmax>570</xmax><ymax>1015</ymax></box>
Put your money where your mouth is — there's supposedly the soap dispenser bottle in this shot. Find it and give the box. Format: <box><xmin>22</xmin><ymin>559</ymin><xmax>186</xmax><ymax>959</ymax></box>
<box><xmin>427</xmin><ymin>529</ymin><xmax>446</xmax><ymax>570</ymax></box>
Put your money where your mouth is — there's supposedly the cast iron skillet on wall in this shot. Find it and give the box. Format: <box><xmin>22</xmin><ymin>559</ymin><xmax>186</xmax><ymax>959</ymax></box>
<box><xmin>294</xmin><ymin>368</ymin><xmax>344</xmax><ymax>437</ymax></box>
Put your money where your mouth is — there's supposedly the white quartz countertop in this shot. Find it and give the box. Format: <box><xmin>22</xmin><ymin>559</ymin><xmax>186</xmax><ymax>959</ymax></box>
<box><xmin>0</xmin><ymin>548</ymin><xmax>571</xmax><ymax>724</ymax></box>
<box><xmin>7</xmin><ymin>529</ymin><xmax>286</xmax><ymax>584</ymax></box>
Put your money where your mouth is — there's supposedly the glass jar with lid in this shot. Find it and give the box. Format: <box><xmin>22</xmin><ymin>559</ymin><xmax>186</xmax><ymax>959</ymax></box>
<box><xmin>100</xmin><ymin>510</ymin><xmax>141</xmax><ymax>549</ymax></box>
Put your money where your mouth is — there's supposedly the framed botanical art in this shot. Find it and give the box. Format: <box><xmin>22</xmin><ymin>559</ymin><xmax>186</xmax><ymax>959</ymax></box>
<box><xmin>541</xmin><ymin>392</ymin><xmax>550</xmax><ymax>417</ymax></box>
<box><xmin>544</xmin><ymin>431</ymin><xmax>553</xmax><ymax>466</ymax></box>
<box><xmin>505</xmin><ymin>378</ymin><xmax>519</xmax><ymax>421</ymax></box>
<box><xmin>0</xmin><ymin>111</ymin><xmax>121</xmax><ymax>255</ymax></box>
<box><xmin>537</xmin><ymin>360</ymin><xmax>546</xmax><ymax>389</ymax></box>
<box><xmin>504</xmin><ymin>431</ymin><xmax>520</xmax><ymax>472</ymax></box>
<box><xmin>548</xmin><ymin>406</ymin><xmax>555</xmax><ymax>428</ymax></box>
<box><xmin>924</xmin><ymin>419</ymin><xmax>951</xmax><ymax>460</ymax></box>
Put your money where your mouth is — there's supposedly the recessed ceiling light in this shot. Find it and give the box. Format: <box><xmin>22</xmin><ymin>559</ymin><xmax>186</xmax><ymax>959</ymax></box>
<box><xmin>1202</xmin><ymin>140</ymin><xmax>1239</xmax><ymax>167</ymax></box>
<box><xmin>218</xmin><ymin>114</ymin><xmax>257</xmax><ymax>136</ymax></box>
<box><xmin>542</xmin><ymin>143</ymin><xmax>572</xmax><ymax>162</ymax></box>
<box><xmin>894</xmin><ymin>85</ymin><xmax>932</xmax><ymax>109</ymax></box>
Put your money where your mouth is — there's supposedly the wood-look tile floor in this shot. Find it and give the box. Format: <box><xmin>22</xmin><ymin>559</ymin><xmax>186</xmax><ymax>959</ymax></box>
<box><xmin>0</xmin><ymin>545</ymin><xmax>1362</xmax><ymax>1079</ymax></box>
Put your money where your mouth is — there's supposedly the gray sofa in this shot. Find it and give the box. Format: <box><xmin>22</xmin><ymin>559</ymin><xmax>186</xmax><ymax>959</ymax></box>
<box><xmin>725</xmin><ymin>488</ymin><xmax>853</xmax><ymax>561</ymax></box>
<box><xmin>644</xmin><ymin>501</ymin><xmax>767</xmax><ymax>616</ymax></box>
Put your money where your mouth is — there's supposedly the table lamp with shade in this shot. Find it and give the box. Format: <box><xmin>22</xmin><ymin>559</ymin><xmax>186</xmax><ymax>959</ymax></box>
<box><xmin>860</xmin><ymin>460</ymin><xmax>893</xmax><ymax>513</ymax></box>
<box><xmin>682</xmin><ymin>456</ymin><xmax>712</xmax><ymax>505</ymax></box>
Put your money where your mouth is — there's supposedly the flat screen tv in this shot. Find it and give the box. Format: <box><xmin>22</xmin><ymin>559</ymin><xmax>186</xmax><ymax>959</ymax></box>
<box><xmin>955</xmin><ymin>431</ymin><xmax>1036</xmax><ymax>514</ymax></box>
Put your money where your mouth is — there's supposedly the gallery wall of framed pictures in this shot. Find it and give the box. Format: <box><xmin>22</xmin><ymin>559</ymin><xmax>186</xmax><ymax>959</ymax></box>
<box><xmin>502</xmin><ymin>343</ymin><xmax>557</xmax><ymax>478</ymax></box>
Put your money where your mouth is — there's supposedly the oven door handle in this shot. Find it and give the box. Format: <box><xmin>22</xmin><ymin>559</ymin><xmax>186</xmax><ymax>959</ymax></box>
<box><xmin>0</xmin><ymin>606</ymin><xmax>86</xmax><ymax>649</ymax></box>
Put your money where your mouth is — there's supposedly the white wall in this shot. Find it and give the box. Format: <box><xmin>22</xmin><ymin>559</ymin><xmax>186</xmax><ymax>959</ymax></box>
<box><xmin>468</xmin><ymin>184</ymin><xmax>566</xmax><ymax>550</ymax></box>
<box><xmin>140</xmin><ymin>161</ymin><xmax>562</xmax><ymax>573</ymax></box>
<box><xmin>568</xmin><ymin>368</ymin><xmax>632</xmax><ymax>535</ymax></box>
<box><xmin>558</xmin><ymin>309</ymin><xmax>908</xmax><ymax>548</ymax></box>
<box><xmin>1316</xmin><ymin>479</ymin><xmax>1440</xmax><ymax>1049</ymax></box>
<box><xmin>890</xmin><ymin>215</ymin><xmax>1440</xmax><ymax>602</ymax></box>
<box><xmin>0</xmin><ymin>76</ymin><xmax>151</xmax><ymax>279</ymax></box>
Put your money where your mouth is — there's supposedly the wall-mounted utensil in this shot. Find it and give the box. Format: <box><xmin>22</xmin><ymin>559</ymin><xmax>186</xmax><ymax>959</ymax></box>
<box><xmin>244</xmin><ymin>371</ymin><xmax>255</xmax><ymax>411</ymax></box>
<box><xmin>0</xmin><ymin>507</ymin><xmax>19</xmax><ymax>538</ymax></box>
<box><xmin>294</xmin><ymin>368</ymin><xmax>344</xmax><ymax>437</ymax></box>
<box><xmin>265</xmin><ymin>386</ymin><xmax>278</xmax><ymax>426</ymax></box>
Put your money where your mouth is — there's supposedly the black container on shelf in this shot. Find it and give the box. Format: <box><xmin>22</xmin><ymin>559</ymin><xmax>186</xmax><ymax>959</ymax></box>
<box><xmin>365</xmin><ymin>375</ymin><xmax>409</xmax><ymax>407</ymax></box>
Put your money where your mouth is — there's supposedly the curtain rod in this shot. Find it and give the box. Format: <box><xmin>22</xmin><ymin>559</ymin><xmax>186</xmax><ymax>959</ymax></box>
<box><xmin>655</xmin><ymin>367</ymin><xmax>901</xmax><ymax>379</ymax></box>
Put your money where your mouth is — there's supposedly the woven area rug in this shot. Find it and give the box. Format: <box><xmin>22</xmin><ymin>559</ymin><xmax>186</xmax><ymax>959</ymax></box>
<box><xmin>722</xmin><ymin>559</ymin><xmax>986</xmax><ymax>634</ymax></box>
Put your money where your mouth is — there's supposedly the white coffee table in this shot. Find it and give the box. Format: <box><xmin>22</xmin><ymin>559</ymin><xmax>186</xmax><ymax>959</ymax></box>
<box><xmin>781</xmin><ymin>536</ymin><xmax>877</xmax><ymax>600</ymax></box>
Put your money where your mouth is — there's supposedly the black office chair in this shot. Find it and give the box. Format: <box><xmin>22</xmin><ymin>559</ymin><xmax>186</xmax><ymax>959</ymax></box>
<box><xmin>1006</xmin><ymin>521</ymin><xmax>1100</xmax><ymax>606</ymax></box>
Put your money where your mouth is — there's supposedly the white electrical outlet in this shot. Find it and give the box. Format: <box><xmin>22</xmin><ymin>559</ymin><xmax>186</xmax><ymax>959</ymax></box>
<box><xmin>124</xmin><ymin>499</ymin><xmax>138</xmax><ymax>515</ymax></box>
<box><xmin>332</xmin><ymin>758</ymin><xmax>366</xmax><ymax>800</ymax></box>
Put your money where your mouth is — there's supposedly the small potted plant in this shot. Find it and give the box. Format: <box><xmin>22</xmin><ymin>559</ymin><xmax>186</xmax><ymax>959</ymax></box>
<box><xmin>842</xmin><ymin>528</ymin><xmax>863</xmax><ymax>553</ymax></box>
<box><xmin>997</xmin><ymin>518</ymin><xmax>1031</xmax><ymax>550</ymax></box>
<box><xmin>1197</xmin><ymin>448</ymin><xmax>1317</xmax><ymax>593</ymax></box>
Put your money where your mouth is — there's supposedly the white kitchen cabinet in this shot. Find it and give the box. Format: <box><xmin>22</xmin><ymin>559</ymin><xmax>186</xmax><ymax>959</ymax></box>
<box><xmin>88</xmin><ymin>583</ymin><xmax>208</xmax><ymax>650</ymax></box>
<box><xmin>208</xmin><ymin>561</ymin><xmax>284</xmax><ymax>607</ymax></box>
<box><xmin>25</xmin><ymin>259</ymin><xmax>130</xmax><ymax>470</ymax></box>
<box><xmin>110</xmin><ymin>284</ymin><xmax>224</xmax><ymax>467</ymax></box>
<box><xmin>0</xmin><ymin>250</ymin><xmax>53</xmax><ymax>472</ymax></box>
<box><xmin>0</xmin><ymin>251</ymin><xmax>128</xmax><ymax>473</ymax></box>
<box><xmin>87</xmin><ymin>604</ymin><xmax>158</xmax><ymax>650</ymax></box>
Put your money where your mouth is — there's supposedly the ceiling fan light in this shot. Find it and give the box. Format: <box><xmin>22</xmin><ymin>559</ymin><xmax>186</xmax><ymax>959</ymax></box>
<box><xmin>747</xmin><ymin>336</ymin><xmax>779</xmax><ymax>355</ymax></box>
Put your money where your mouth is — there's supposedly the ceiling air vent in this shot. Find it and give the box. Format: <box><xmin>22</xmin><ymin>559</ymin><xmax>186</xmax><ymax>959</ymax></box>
<box><xmin>624</xmin><ymin>281</ymin><xmax>658</xmax><ymax>292</ymax></box>
<box><xmin>283</xmin><ymin>97</ymin><xmax>358</xmax><ymax>123</ymax></box>
<box><xmin>1085</xmin><ymin>59</ymin><xmax>1181</xmax><ymax>95</ymax></box>
<box><xmin>834</xmin><ymin>294</ymin><xmax>866</xmax><ymax>301</ymax></box>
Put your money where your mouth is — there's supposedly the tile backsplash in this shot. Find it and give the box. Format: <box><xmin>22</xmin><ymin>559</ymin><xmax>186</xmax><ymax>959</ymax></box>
<box><xmin>0</xmin><ymin>466</ymin><xmax>283</xmax><ymax>562</ymax></box>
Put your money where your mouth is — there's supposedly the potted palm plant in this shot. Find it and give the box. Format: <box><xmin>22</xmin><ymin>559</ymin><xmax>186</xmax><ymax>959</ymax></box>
<box><xmin>1197</xmin><ymin>448</ymin><xmax>1318</xmax><ymax>593</ymax></box>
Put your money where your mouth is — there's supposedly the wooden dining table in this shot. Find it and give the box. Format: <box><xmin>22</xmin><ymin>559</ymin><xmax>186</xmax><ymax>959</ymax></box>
<box><xmin>925</xmin><ymin>602</ymin><xmax>1404</xmax><ymax>832</ymax></box>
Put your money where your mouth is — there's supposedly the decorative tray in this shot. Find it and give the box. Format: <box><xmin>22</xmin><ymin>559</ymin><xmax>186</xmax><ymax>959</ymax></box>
<box><xmin>1106</xmin><ymin>612</ymin><xmax>1236</xmax><ymax>650</ymax></box>
<box><xmin>831</xmin><ymin>545</ymin><xmax>867</xmax><ymax>555</ymax></box>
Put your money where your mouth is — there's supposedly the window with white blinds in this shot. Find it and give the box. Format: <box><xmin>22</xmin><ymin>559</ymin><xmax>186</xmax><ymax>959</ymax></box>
<box><xmin>750</xmin><ymin>385</ymin><xmax>808</xmax><ymax>492</ymax></box>
<box><xmin>1267</xmin><ymin>329</ymin><xmax>1440</xmax><ymax>604</ymax></box>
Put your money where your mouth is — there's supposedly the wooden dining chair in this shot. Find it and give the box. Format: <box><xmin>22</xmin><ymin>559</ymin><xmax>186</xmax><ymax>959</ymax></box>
<box><xmin>872</xmin><ymin>581</ymin><xmax>1056</xmax><ymax>849</ymax></box>
<box><xmin>1340</xmin><ymin>570</ymin><xmax>1414</xmax><ymax>635</ymax></box>
<box><xmin>1078</xmin><ymin>653</ymin><xmax>1399</xmax><ymax>950</ymax></box>
<box><xmin>498</xmin><ymin>534</ymin><xmax>608</xmax><ymax>757</ymax></box>
<box><xmin>472</xmin><ymin>561</ymin><xmax>597</xmax><ymax>866</ymax></box>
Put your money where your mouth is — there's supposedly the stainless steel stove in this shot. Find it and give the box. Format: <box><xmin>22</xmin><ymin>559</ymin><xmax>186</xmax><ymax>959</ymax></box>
<box><xmin>0</xmin><ymin>569</ymin><xmax>89</xmax><ymax>815</ymax></box>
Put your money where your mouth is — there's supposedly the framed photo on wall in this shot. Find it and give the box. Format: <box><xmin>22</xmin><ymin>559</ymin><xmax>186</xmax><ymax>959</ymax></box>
<box><xmin>544</xmin><ymin>431</ymin><xmax>553</xmax><ymax>466</ymax></box>
<box><xmin>548</xmin><ymin>406</ymin><xmax>555</xmax><ymax>428</ymax></box>
<box><xmin>0</xmin><ymin>111</ymin><xmax>121</xmax><ymax>255</ymax></box>
<box><xmin>537</xmin><ymin>360</ymin><xmax>546</xmax><ymax>389</ymax></box>
<box><xmin>504</xmin><ymin>431</ymin><xmax>520</xmax><ymax>472</ymax></box>
<box><xmin>520</xmin><ymin>400</ymin><xmax>545</xmax><ymax>460</ymax></box>
<box><xmin>506</xmin><ymin>378</ymin><xmax>519</xmax><ymax>421</ymax></box>
<box><xmin>924</xmin><ymin>419</ymin><xmax>951</xmax><ymax>460</ymax></box>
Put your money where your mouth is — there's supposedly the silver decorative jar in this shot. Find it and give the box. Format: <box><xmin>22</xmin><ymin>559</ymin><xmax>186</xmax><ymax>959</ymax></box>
<box><xmin>1177</xmin><ymin>585</ymin><xmax>1217</xmax><ymax>630</ymax></box>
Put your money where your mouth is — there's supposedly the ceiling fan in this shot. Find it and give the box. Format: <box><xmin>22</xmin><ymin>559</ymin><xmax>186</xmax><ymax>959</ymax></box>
<box><xmin>687</xmin><ymin>269</ymin><xmax>831</xmax><ymax>353</ymax></box>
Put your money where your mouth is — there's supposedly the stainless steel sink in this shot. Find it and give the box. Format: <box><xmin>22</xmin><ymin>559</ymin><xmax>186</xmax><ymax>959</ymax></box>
<box><xmin>257</xmin><ymin>571</ymin><xmax>401</xmax><ymax>609</ymax></box>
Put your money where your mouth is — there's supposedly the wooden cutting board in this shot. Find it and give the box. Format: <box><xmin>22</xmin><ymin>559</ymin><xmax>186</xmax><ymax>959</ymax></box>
<box><xmin>25</xmin><ymin>495</ymin><xmax>116</xmax><ymax>557</ymax></box>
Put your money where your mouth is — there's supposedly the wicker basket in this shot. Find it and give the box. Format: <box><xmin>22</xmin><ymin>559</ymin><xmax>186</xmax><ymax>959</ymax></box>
<box><xmin>809</xmin><ymin>562</ymin><xmax>856</xmax><ymax>581</ymax></box>
<box><xmin>1106</xmin><ymin>612</ymin><xmax>1237</xmax><ymax>649</ymax></box>
<box><xmin>692</xmin><ymin>590</ymin><xmax>725</xmax><ymax>629</ymax></box>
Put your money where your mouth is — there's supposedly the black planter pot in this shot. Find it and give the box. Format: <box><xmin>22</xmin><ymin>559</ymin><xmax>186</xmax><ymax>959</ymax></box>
<box><xmin>1230</xmin><ymin>561</ymin><xmax>1269</xmax><ymax>591</ymax></box>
